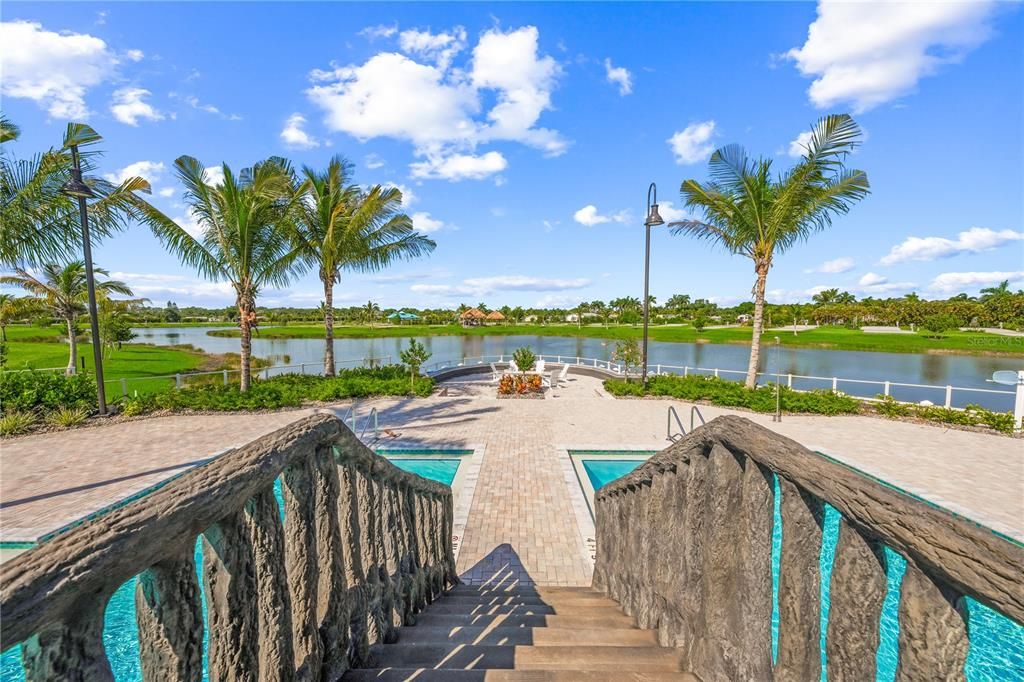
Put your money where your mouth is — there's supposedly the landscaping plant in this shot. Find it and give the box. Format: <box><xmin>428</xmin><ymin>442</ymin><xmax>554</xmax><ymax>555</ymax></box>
<box><xmin>512</xmin><ymin>347</ymin><xmax>536</xmax><ymax>373</ymax></box>
<box><xmin>399</xmin><ymin>339</ymin><xmax>432</xmax><ymax>392</ymax></box>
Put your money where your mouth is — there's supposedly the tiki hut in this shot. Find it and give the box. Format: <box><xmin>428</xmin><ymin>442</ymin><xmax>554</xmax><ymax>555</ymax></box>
<box><xmin>485</xmin><ymin>310</ymin><xmax>506</xmax><ymax>325</ymax></box>
<box><xmin>460</xmin><ymin>307</ymin><xmax>487</xmax><ymax>327</ymax></box>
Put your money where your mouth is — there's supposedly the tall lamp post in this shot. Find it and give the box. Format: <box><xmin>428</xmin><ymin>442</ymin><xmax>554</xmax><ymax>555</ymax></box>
<box><xmin>641</xmin><ymin>182</ymin><xmax>664</xmax><ymax>385</ymax></box>
<box><xmin>61</xmin><ymin>145</ymin><xmax>107</xmax><ymax>415</ymax></box>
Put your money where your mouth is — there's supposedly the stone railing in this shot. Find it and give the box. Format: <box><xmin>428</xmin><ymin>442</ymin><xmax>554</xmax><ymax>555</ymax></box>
<box><xmin>593</xmin><ymin>415</ymin><xmax>1023</xmax><ymax>682</ymax></box>
<box><xmin>0</xmin><ymin>412</ymin><xmax>457</xmax><ymax>681</ymax></box>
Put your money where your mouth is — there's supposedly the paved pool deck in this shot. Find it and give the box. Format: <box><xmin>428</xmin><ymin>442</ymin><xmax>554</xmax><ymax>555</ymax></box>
<box><xmin>2</xmin><ymin>374</ymin><xmax>1021</xmax><ymax>585</ymax></box>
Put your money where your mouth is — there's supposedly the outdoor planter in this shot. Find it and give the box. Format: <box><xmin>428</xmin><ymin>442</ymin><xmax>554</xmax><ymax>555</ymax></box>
<box><xmin>497</xmin><ymin>373</ymin><xmax>545</xmax><ymax>399</ymax></box>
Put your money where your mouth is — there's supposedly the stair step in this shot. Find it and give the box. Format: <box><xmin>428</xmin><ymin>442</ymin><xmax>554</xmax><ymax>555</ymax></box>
<box><xmin>441</xmin><ymin>594</ymin><xmax>620</xmax><ymax>608</ymax></box>
<box><xmin>447</xmin><ymin>585</ymin><xmax>599</xmax><ymax>597</ymax></box>
<box><xmin>344</xmin><ymin>670</ymin><xmax>700</xmax><ymax>681</ymax></box>
<box><xmin>368</xmin><ymin>644</ymin><xmax>683</xmax><ymax>671</ymax></box>
<box><xmin>423</xmin><ymin>603</ymin><xmax>622</xmax><ymax>617</ymax></box>
<box><xmin>414</xmin><ymin>613</ymin><xmax>638</xmax><ymax>630</ymax></box>
<box><xmin>397</xmin><ymin>625</ymin><xmax>659</xmax><ymax>647</ymax></box>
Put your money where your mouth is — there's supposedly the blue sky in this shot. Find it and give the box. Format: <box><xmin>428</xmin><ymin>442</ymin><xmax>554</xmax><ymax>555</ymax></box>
<box><xmin>2</xmin><ymin>1</ymin><xmax>1022</xmax><ymax>309</ymax></box>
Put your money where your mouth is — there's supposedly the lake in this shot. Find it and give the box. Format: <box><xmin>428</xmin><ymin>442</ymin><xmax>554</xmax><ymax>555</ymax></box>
<box><xmin>132</xmin><ymin>327</ymin><xmax>1022</xmax><ymax>411</ymax></box>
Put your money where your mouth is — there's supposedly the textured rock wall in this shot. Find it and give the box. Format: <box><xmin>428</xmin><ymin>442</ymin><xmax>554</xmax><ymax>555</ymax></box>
<box><xmin>1</xmin><ymin>414</ymin><xmax>457</xmax><ymax>682</ymax></box>
<box><xmin>593</xmin><ymin>415</ymin><xmax>1023</xmax><ymax>682</ymax></box>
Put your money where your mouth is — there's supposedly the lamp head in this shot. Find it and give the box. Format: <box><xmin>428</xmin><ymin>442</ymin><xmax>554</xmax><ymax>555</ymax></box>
<box><xmin>645</xmin><ymin>203</ymin><xmax>665</xmax><ymax>227</ymax></box>
<box><xmin>61</xmin><ymin>168</ymin><xmax>96</xmax><ymax>199</ymax></box>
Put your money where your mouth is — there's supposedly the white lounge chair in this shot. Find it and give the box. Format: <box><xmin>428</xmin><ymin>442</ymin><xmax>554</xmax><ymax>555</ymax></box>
<box><xmin>509</xmin><ymin>359</ymin><xmax>520</xmax><ymax>373</ymax></box>
<box><xmin>536</xmin><ymin>359</ymin><xmax>546</xmax><ymax>374</ymax></box>
<box><xmin>556</xmin><ymin>364</ymin><xmax>571</xmax><ymax>387</ymax></box>
<box><xmin>489</xmin><ymin>363</ymin><xmax>501</xmax><ymax>383</ymax></box>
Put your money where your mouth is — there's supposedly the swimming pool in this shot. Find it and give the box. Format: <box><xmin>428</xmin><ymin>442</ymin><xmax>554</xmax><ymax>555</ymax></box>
<box><xmin>0</xmin><ymin>449</ymin><xmax>470</xmax><ymax>681</ymax></box>
<box><xmin>576</xmin><ymin>455</ymin><xmax>1024</xmax><ymax>681</ymax></box>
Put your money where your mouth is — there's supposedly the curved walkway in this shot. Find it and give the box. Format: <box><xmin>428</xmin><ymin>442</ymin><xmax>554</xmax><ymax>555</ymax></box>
<box><xmin>2</xmin><ymin>375</ymin><xmax>1021</xmax><ymax>583</ymax></box>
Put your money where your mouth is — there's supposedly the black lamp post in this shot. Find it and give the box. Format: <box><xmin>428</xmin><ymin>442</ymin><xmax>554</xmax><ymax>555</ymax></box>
<box><xmin>61</xmin><ymin>145</ymin><xmax>107</xmax><ymax>415</ymax></box>
<box><xmin>641</xmin><ymin>182</ymin><xmax>664</xmax><ymax>385</ymax></box>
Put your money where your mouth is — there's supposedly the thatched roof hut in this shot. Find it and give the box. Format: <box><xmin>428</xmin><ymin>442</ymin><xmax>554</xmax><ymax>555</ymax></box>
<box><xmin>460</xmin><ymin>307</ymin><xmax>487</xmax><ymax>326</ymax></box>
<box><xmin>486</xmin><ymin>310</ymin><xmax>505</xmax><ymax>322</ymax></box>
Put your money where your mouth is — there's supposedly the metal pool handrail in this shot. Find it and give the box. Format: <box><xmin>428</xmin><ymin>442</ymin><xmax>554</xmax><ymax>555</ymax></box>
<box><xmin>667</xmin><ymin>406</ymin><xmax>686</xmax><ymax>442</ymax></box>
<box><xmin>690</xmin><ymin>405</ymin><xmax>706</xmax><ymax>431</ymax></box>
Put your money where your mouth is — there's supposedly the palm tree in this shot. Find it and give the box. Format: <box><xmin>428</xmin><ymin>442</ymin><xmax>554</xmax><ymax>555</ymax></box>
<box><xmin>363</xmin><ymin>300</ymin><xmax>381</xmax><ymax>326</ymax></box>
<box><xmin>1</xmin><ymin>262</ymin><xmax>133</xmax><ymax>374</ymax></box>
<box><xmin>980</xmin><ymin>280</ymin><xmax>1011</xmax><ymax>302</ymax></box>
<box><xmin>670</xmin><ymin>114</ymin><xmax>869</xmax><ymax>387</ymax></box>
<box><xmin>291</xmin><ymin>157</ymin><xmax>435</xmax><ymax>375</ymax></box>
<box><xmin>137</xmin><ymin>156</ymin><xmax>305</xmax><ymax>391</ymax></box>
<box><xmin>0</xmin><ymin>293</ymin><xmax>32</xmax><ymax>342</ymax></box>
<box><xmin>1</xmin><ymin>118</ymin><xmax>155</xmax><ymax>267</ymax></box>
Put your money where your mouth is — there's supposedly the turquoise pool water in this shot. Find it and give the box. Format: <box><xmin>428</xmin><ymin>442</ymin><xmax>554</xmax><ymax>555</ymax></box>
<box><xmin>582</xmin><ymin>458</ymin><xmax>1024</xmax><ymax>681</ymax></box>
<box><xmin>0</xmin><ymin>452</ymin><xmax>463</xmax><ymax>681</ymax></box>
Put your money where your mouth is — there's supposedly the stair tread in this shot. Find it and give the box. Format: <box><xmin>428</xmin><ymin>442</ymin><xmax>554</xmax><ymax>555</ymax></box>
<box><xmin>368</xmin><ymin>644</ymin><xmax>683</xmax><ymax>672</ymax></box>
<box><xmin>396</xmin><ymin>625</ymin><xmax>659</xmax><ymax>647</ymax></box>
<box><xmin>414</xmin><ymin>613</ymin><xmax>639</xmax><ymax>629</ymax></box>
<box><xmin>423</xmin><ymin>603</ymin><xmax>623</xmax><ymax>616</ymax></box>
<box><xmin>344</xmin><ymin>670</ymin><xmax>700</xmax><ymax>681</ymax></box>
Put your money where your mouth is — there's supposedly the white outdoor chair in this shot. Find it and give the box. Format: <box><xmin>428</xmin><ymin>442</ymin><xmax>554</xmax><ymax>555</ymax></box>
<box><xmin>541</xmin><ymin>372</ymin><xmax>552</xmax><ymax>389</ymax></box>
<box><xmin>556</xmin><ymin>364</ymin><xmax>571</xmax><ymax>387</ymax></box>
<box><xmin>509</xmin><ymin>359</ymin><xmax>520</xmax><ymax>373</ymax></box>
<box><xmin>536</xmin><ymin>359</ymin><xmax>546</xmax><ymax>374</ymax></box>
<box><xmin>489</xmin><ymin>363</ymin><xmax>501</xmax><ymax>383</ymax></box>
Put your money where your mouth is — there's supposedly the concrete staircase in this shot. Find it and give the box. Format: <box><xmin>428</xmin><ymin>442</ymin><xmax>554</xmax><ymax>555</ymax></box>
<box><xmin>343</xmin><ymin>585</ymin><xmax>700</xmax><ymax>681</ymax></box>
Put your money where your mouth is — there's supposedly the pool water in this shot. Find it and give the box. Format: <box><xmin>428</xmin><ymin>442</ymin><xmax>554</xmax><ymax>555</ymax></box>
<box><xmin>0</xmin><ymin>453</ymin><xmax>463</xmax><ymax>681</ymax></box>
<box><xmin>583</xmin><ymin>458</ymin><xmax>1024</xmax><ymax>681</ymax></box>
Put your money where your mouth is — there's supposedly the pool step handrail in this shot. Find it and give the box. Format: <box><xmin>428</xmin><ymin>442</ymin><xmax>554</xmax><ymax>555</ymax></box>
<box><xmin>690</xmin><ymin>405</ymin><xmax>706</xmax><ymax>432</ymax></box>
<box><xmin>667</xmin><ymin>406</ymin><xmax>686</xmax><ymax>442</ymax></box>
<box><xmin>359</xmin><ymin>407</ymin><xmax>379</xmax><ymax>441</ymax></box>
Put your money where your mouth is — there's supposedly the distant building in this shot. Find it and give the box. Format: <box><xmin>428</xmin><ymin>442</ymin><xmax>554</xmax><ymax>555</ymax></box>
<box><xmin>736</xmin><ymin>314</ymin><xmax>752</xmax><ymax>324</ymax></box>
<box><xmin>460</xmin><ymin>308</ymin><xmax>487</xmax><ymax>327</ymax></box>
<box><xmin>485</xmin><ymin>310</ymin><xmax>506</xmax><ymax>325</ymax></box>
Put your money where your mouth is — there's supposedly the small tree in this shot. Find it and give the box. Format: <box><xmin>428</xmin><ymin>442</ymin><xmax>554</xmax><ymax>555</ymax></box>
<box><xmin>512</xmin><ymin>346</ymin><xmax>536</xmax><ymax>373</ymax></box>
<box><xmin>692</xmin><ymin>315</ymin><xmax>709</xmax><ymax>332</ymax></box>
<box><xmin>399</xmin><ymin>339</ymin><xmax>431</xmax><ymax>392</ymax></box>
<box><xmin>921</xmin><ymin>314</ymin><xmax>958</xmax><ymax>338</ymax></box>
<box><xmin>612</xmin><ymin>339</ymin><xmax>642</xmax><ymax>381</ymax></box>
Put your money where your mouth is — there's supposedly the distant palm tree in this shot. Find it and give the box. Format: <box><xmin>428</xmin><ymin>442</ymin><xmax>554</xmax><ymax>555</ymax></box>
<box><xmin>0</xmin><ymin>293</ymin><xmax>32</xmax><ymax>342</ymax></box>
<box><xmin>1</xmin><ymin>262</ymin><xmax>132</xmax><ymax>374</ymax></box>
<box><xmin>1</xmin><ymin>119</ymin><xmax>155</xmax><ymax>267</ymax></box>
<box><xmin>292</xmin><ymin>157</ymin><xmax>435</xmax><ymax>375</ymax></box>
<box><xmin>363</xmin><ymin>300</ymin><xmax>381</xmax><ymax>326</ymax></box>
<box><xmin>671</xmin><ymin>114</ymin><xmax>869</xmax><ymax>388</ymax></box>
<box><xmin>137</xmin><ymin>156</ymin><xmax>304</xmax><ymax>391</ymax></box>
<box><xmin>980</xmin><ymin>280</ymin><xmax>1012</xmax><ymax>302</ymax></box>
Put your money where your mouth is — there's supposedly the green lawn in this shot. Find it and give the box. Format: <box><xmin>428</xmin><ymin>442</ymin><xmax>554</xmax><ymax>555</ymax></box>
<box><xmin>3</xmin><ymin>325</ymin><xmax>209</xmax><ymax>395</ymax></box>
<box><xmin>206</xmin><ymin>322</ymin><xmax>1024</xmax><ymax>356</ymax></box>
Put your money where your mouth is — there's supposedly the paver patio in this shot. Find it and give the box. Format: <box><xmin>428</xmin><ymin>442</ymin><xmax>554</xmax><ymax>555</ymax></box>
<box><xmin>2</xmin><ymin>373</ymin><xmax>1021</xmax><ymax>585</ymax></box>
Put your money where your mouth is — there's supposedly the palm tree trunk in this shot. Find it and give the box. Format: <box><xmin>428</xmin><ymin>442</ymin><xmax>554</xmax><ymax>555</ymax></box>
<box><xmin>238</xmin><ymin>297</ymin><xmax>253</xmax><ymax>392</ymax></box>
<box><xmin>1</xmin><ymin>324</ymin><xmax>6</xmax><ymax>343</ymax></box>
<box><xmin>323</xmin><ymin>277</ymin><xmax>336</xmax><ymax>377</ymax></box>
<box><xmin>745</xmin><ymin>263</ymin><xmax>769</xmax><ymax>389</ymax></box>
<box><xmin>65</xmin><ymin>317</ymin><xmax>77</xmax><ymax>375</ymax></box>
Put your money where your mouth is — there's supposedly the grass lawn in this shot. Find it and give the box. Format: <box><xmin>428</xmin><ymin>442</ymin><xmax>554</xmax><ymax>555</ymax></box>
<box><xmin>3</xmin><ymin>325</ymin><xmax>210</xmax><ymax>394</ymax></box>
<box><xmin>206</xmin><ymin>323</ymin><xmax>1024</xmax><ymax>356</ymax></box>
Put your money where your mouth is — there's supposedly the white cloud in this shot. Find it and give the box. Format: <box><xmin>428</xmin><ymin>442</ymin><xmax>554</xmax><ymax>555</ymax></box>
<box><xmin>804</xmin><ymin>256</ymin><xmax>855</xmax><ymax>274</ymax></box>
<box><xmin>125</xmin><ymin>49</ymin><xmax>144</xmax><ymax>62</ymax></box>
<box><xmin>928</xmin><ymin>271</ymin><xmax>1024</xmax><ymax>294</ymax></box>
<box><xmin>879</xmin><ymin>227</ymin><xmax>1024</xmax><ymax>265</ymax></box>
<box><xmin>788</xmin><ymin>131</ymin><xmax>814</xmax><ymax>158</ymax></box>
<box><xmin>667</xmin><ymin>120</ymin><xmax>716</xmax><ymax>165</ymax></box>
<box><xmin>280</xmin><ymin>113</ymin><xmax>320</xmax><ymax>149</ymax></box>
<box><xmin>103</xmin><ymin>160</ymin><xmax>164</xmax><ymax>185</ymax></box>
<box><xmin>656</xmin><ymin>201</ymin><xmax>689</xmax><ymax>223</ymax></box>
<box><xmin>856</xmin><ymin>271</ymin><xmax>917</xmax><ymax>294</ymax></box>
<box><xmin>786</xmin><ymin>1</ymin><xmax>999</xmax><ymax>112</ymax></box>
<box><xmin>573</xmin><ymin>205</ymin><xmax>629</xmax><ymax>227</ymax></box>
<box><xmin>0</xmin><ymin>20</ymin><xmax>118</xmax><ymax>118</ymax></box>
<box><xmin>204</xmin><ymin>166</ymin><xmax>225</xmax><ymax>186</ymax></box>
<box><xmin>411</xmin><ymin>275</ymin><xmax>591</xmax><ymax>298</ymax></box>
<box><xmin>536</xmin><ymin>294</ymin><xmax>586</xmax><ymax>309</ymax></box>
<box><xmin>360</xmin><ymin>24</ymin><xmax>397</xmax><ymax>40</ymax></box>
<box><xmin>604</xmin><ymin>58</ymin><xmax>633</xmax><ymax>95</ymax></box>
<box><xmin>172</xmin><ymin>211</ymin><xmax>206</xmax><ymax>238</ymax></box>
<box><xmin>399</xmin><ymin>27</ymin><xmax>467</xmax><ymax>70</ymax></box>
<box><xmin>157</xmin><ymin>187</ymin><xmax>175</xmax><ymax>198</ymax></box>
<box><xmin>110</xmin><ymin>272</ymin><xmax>235</xmax><ymax>300</ymax></box>
<box><xmin>410</xmin><ymin>151</ymin><xmax>508</xmax><ymax>181</ymax></box>
<box><xmin>411</xmin><ymin>212</ymin><xmax>445</xmax><ymax>233</ymax></box>
<box><xmin>364</xmin><ymin>153</ymin><xmax>386</xmax><ymax>169</ymax></box>
<box><xmin>110</xmin><ymin>87</ymin><xmax>164</xmax><ymax>126</ymax></box>
<box><xmin>307</xmin><ymin>25</ymin><xmax>565</xmax><ymax>181</ymax></box>
<box><xmin>383</xmin><ymin>182</ymin><xmax>417</xmax><ymax>206</ymax></box>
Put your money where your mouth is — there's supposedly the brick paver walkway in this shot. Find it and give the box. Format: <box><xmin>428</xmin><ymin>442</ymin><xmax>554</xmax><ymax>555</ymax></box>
<box><xmin>2</xmin><ymin>375</ymin><xmax>1021</xmax><ymax>585</ymax></box>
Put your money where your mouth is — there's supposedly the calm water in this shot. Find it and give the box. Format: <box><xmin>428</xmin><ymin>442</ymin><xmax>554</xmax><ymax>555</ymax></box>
<box><xmin>0</xmin><ymin>454</ymin><xmax>464</xmax><ymax>681</ymax></box>
<box><xmin>581</xmin><ymin>458</ymin><xmax>1024</xmax><ymax>681</ymax></box>
<box><xmin>133</xmin><ymin>327</ymin><xmax>1021</xmax><ymax>410</ymax></box>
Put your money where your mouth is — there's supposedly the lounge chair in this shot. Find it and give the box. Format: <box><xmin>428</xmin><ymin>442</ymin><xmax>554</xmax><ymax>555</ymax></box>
<box><xmin>556</xmin><ymin>364</ymin><xmax>571</xmax><ymax>387</ymax></box>
<box><xmin>489</xmin><ymin>363</ymin><xmax>501</xmax><ymax>383</ymax></box>
<box><xmin>536</xmin><ymin>359</ymin><xmax>546</xmax><ymax>374</ymax></box>
<box><xmin>509</xmin><ymin>359</ymin><xmax>520</xmax><ymax>373</ymax></box>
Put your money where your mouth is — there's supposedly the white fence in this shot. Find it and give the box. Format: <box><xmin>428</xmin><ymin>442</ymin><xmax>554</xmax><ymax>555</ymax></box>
<box><xmin>427</xmin><ymin>354</ymin><xmax>1020</xmax><ymax>417</ymax></box>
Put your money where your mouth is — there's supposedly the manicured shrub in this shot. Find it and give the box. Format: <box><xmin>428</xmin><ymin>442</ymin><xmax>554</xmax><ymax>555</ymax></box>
<box><xmin>0</xmin><ymin>371</ymin><xmax>96</xmax><ymax>414</ymax></box>
<box><xmin>498</xmin><ymin>373</ymin><xmax>542</xmax><ymax>395</ymax></box>
<box><xmin>45</xmin><ymin>406</ymin><xmax>90</xmax><ymax>428</ymax></box>
<box><xmin>512</xmin><ymin>347</ymin><xmax>536</xmax><ymax>372</ymax></box>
